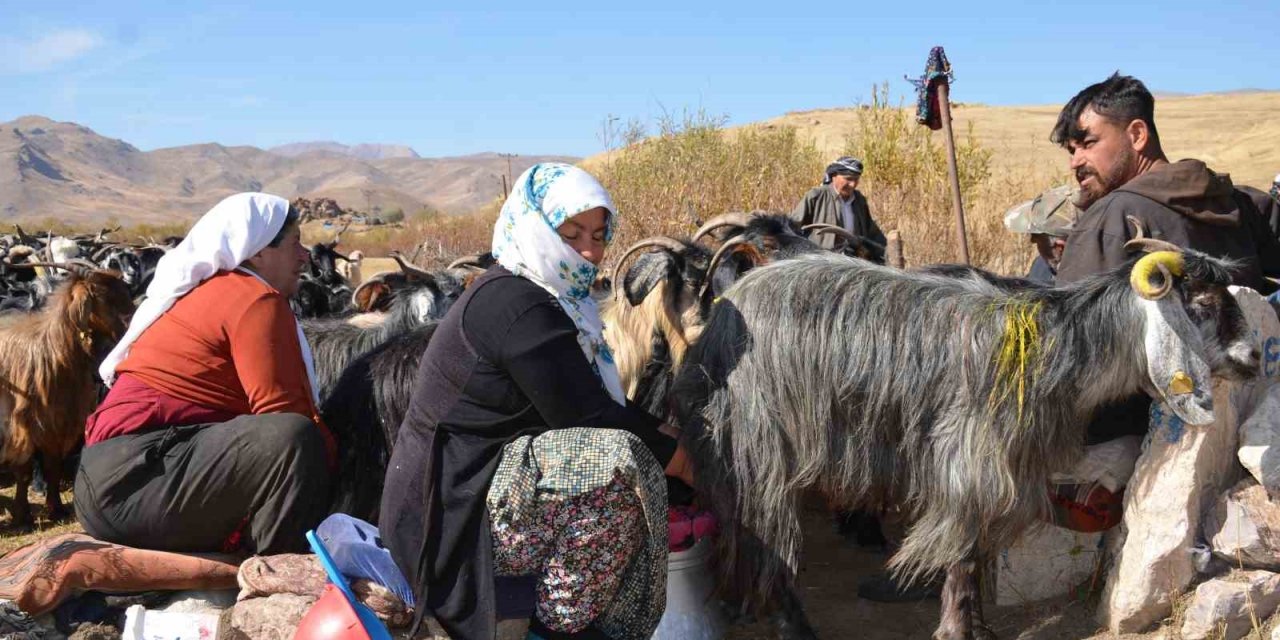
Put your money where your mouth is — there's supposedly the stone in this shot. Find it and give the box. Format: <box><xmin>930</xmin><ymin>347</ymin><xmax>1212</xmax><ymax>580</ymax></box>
<box><xmin>1098</xmin><ymin>377</ymin><xmax>1242</xmax><ymax>634</ymax></box>
<box><xmin>1205</xmin><ymin>478</ymin><xmax>1280</xmax><ymax>570</ymax></box>
<box><xmin>1179</xmin><ymin>570</ymin><xmax>1280</xmax><ymax>640</ymax></box>
<box><xmin>1239</xmin><ymin>384</ymin><xmax>1280</xmax><ymax>492</ymax></box>
<box><xmin>226</xmin><ymin>593</ymin><xmax>315</xmax><ymax>640</ymax></box>
<box><xmin>1234</xmin><ymin>288</ymin><xmax>1280</xmax><ymax>491</ymax></box>
<box><xmin>1100</xmin><ymin>287</ymin><xmax>1280</xmax><ymax>634</ymax></box>
<box><xmin>994</xmin><ymin>523</ymin><xmax>1104</xmax><ymax>606</ymax></box>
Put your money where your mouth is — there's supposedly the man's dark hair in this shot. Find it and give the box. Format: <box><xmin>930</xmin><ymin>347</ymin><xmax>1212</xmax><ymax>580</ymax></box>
<box><xmin>267</xmin><ymin>204</ymin><xmax>301</xmax><ymax>247</ymax></box>
<box><xmin>1051</xmin><ymin>73</ymin><xmax>1160</xmax><ymax>148</ymax></box>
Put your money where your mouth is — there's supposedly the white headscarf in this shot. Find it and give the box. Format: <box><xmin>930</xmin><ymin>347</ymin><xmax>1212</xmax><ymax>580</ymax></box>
<box><xmin>492</xmin><ymin>163</ymin><xmax>626</xmax><ymax>405</ymax></box>
<box><xmin>99</xmin><ymin>192</ymin><xmax>320</xmax><ymax>404</ymax></box>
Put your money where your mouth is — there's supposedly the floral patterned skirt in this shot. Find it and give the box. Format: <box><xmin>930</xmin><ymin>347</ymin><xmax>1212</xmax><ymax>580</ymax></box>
<box><xmin>487</xmin><ymin>428</ymin><xmax>668</xmax><ymax>639</ymax></box>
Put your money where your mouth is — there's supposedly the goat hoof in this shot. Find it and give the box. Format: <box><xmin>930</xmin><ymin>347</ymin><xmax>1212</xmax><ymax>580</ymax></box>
<box><xmin>45</xmin><ymin>505</ymin><xmax>70</xmax><ymax>523</ymax></box>
<box><xmin>7</xmin><ymin>514</ymin><xmax>33</xmax><ymax>531</ymax></box>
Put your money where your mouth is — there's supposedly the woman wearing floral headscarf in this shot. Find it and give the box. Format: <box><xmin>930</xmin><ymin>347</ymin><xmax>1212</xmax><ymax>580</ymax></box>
<box><xmin>381</xmin><ymin>163</ymin><xmax>692</xmax><ymax>640</ymax></box>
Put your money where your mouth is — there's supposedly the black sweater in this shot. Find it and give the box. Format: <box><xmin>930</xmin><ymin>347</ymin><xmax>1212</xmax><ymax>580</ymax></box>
<box><xmin>380</xmin><ymin>267</ymin><xmax>675</xmax><ymax>640</ymax></box>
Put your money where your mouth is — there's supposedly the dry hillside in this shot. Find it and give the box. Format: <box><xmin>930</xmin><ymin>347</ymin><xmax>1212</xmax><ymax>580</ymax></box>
<box><xmin>0</xmin><ymin>115</ymin><xmax>577</xmax><ymax>225</ymax></box>
<box><xmin>760</xmin><ymin>91</ymin><xmax>1280</xmax><ymax>190</ymax></box>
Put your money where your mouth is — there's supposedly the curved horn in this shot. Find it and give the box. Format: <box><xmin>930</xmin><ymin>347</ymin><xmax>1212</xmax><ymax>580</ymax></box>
<box><xmin>447</xmin><ymin>253</ymin><xmax>491</xmax><ymax>271</ymax></box>
<box><xmin>611</xmin><ymin>236</ymin><xmax>689</xmax><ymax>280</ymax></box>
<box><xmin>692</xmin><ymin>212</ymin><xmax>756</xmax><ymax>243</ymax></box>
<box><xmin>1126</xmin><ymin>215</ymin><xmax>1146</xmax><ymax>241</ymax></box>
<box><xmin>2</xmin><ymin>258</ymin><xmax>90</xmax><ymax>277</ymax></box>
<box><xmin>804</xmin><ymin>223</ymin><xmax>858</xmax><ymax>244</ymax></box>
<box><xmin>1124</xmin><ymin>216</ymin><xmax>1184</xmax><ymax>254</ymax></box>
<box><xmin>1129</xmin><ymin>251</ymin><xmax>1185</xmax><ymax>300</ymax></box>
<box><xmin>389</xmin><ymin>251</ymin><xmax>438</xmax><ymax>286</ymax></box>
<box><xmin>698</xmin><ymin>236</ymin><xmax>754</xmax><ymax>301</ymax></box>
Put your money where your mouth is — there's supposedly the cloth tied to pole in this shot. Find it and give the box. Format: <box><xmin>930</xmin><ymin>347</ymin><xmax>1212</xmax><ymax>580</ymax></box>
<box><xmin>907</xmin><ymin>46</ymin><xmax>953</xmax><ymax>131</ymax></box>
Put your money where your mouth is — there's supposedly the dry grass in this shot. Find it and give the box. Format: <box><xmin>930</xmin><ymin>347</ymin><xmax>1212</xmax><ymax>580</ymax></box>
<box><xmin>300</xmin><ymin>205</ymin><xmax>499</xmax><ymax>270</ymax></box>
<box><xmin>0</xmin><ymin>484</ymin><xmax>82</xmax><ymax>557</ymax></box>
<box><xmin>590</xmin><ymin>108</ymin><xmax>827</xmax><ymax>263</ymax></box>
<box><xmin>582</xmin><ymin>92</ymin><xmax>1038</xmax><ymax>274</ymax></box>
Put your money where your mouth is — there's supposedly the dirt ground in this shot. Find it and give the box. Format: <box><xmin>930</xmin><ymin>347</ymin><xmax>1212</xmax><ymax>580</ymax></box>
<box><xmin>0</xmin><ymin>487</ymin><xmax>1171</xmax><ymax>639</ymax></box>
<box><xmin>723</xmin><ymin>506</ymin><xmax>1156</xmax><ymax>640</ymax></box>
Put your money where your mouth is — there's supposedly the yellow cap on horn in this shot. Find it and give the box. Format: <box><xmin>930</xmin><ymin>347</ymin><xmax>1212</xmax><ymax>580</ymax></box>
<box><xmin>1129</xmin><ymin>251</ymin><xmax>1184</xmax><ymax>300</ymax></box>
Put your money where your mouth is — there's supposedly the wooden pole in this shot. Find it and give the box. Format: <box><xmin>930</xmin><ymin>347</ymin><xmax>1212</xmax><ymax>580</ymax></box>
<box><xmin>886</xmin><ymin>230</ymin><xmax>905</xmax><ymax>269</ymax></box>
<box><xmin>935</xmin><ymin>82</ymin><xmax>971</xmax><ymax>265</ymax></box>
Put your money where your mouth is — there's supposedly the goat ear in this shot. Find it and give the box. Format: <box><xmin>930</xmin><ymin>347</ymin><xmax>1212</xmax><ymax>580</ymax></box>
<box><xmin>352</xmin><ymin>281</ymin><xmax>390</xmax><ymax>312</ymax></box>
<box><xmin>64</xmin><ymin>277</ymin><xmax>95</xmax><ymax>330</ymax></box>
<box><xmin>1141</xmin><ymin>296</ymin><xmax>1215</xmax><ymax>425</ymax></box>
<box><xmin>623</xmin><ymin>251</ymin><xmax>676</xmax><ymax>307</ymax></box>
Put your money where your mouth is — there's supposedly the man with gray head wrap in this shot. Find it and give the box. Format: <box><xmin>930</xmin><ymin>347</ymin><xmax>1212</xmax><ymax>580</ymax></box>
<box><xmin>790</xmin><ymin>156</ymin><xmax>887</xmax><ymax>262</ymax></box>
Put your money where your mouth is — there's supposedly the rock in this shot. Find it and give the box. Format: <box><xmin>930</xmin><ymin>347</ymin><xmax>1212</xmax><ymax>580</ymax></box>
<box><xmin>1100</xmin><ymin>287</ymin><xmax>1280</xmax><ymax>634</ymax></box>
<box><xmin>226</xmin><ymin>593</ymin><xmax>314</xmax><ymax>640</ymax></box>
<box><xmin>68</xmin><ymin>622</ymin><xmax>119</xmax><ymax>640</ymax></box>
<box><xmin>1098</xmin><ymin>378</ymin><xmax>1242</xmax><ymax>633</ymax></box>
<box><xmin>1205</xmin><ymin>478</ymin><xmax>1280</xmax><ymax>570</ymax></box>
<box><xmin>1234</xmin><ymin>289</ymin><xmax>1280</xmax><ymax>491</ymax></box>
<box><xmin>1239</xmin><ymin>384</ymin><xmax>1280</xmax><ymax>492</ymax></box>
<box><xmin>994</xmin><ymin>523</ymin><xmax>1103</xmax><ymax>606</ymax></box>
<box><xmin>1179</xmin><ymin>570</ymin><xmax>1280</xmax><ymax>640</ymax></box>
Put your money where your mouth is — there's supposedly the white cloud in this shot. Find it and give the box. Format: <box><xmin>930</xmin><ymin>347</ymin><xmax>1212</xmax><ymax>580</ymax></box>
<box><xmin>0</xmin><ymin>28</ymin><xmax>104</xmax><ymax>74</ymax></box>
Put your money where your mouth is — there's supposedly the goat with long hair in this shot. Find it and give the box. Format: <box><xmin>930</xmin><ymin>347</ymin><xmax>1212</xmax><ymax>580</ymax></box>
<box><xmin>0</xmin><ymin>264</ymin><xmax>133</xmax><ymax>526</ymax></box>
<box><xmin>673</xmin><ymin>246</ymin><xmax>1259</xmax><ymax>640</ymax></box>
<box><xmin>604</xmin><ymin>213</ymin><xmax>827</xmax><ymax>414</ymax></box>
<box><xmin>303</xmin><ymin>278</ymin><xmax>446</xmax><ymax>403</ymax></box>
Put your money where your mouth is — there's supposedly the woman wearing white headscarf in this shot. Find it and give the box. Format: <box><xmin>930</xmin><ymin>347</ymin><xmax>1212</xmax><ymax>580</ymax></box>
<box><xmin>381</xmin><ymin>163</ymin><xmax>692</xmax><ymax>640</ymax></box>
<box><xmin>75</xmin><ymin>192</ymin><xmax>334</xmax><ymax>555</ymax></box>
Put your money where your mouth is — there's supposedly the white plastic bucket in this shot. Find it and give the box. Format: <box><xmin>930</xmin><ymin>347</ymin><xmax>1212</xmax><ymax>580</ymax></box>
<box><xmin>652</xmin><ymin>537</ymin><xmax>725</xmax><ymax>639</ymax></box>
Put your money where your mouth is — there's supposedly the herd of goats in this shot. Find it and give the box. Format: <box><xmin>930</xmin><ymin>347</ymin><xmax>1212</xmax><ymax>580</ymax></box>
<box><xmin>0</xmin><ymin>212</ymin><xmax>1263</xmax><ymax>639</ymax></box>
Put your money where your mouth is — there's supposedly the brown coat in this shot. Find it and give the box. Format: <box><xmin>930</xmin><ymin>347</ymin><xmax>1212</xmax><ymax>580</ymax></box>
<box><xmin>1239</xmin><ymin>184</ymin><xmax>1280</xmax><ymax>242</ymax></box>
<box><xmin>790</xmin><ymin>185</ymin><xmax>886</xmax><ymax>259</ymax></box>
<box><xmin>1056</xmin><ymin>159</ymin><xmax>1280</xmax><ymax>293</ymax></box>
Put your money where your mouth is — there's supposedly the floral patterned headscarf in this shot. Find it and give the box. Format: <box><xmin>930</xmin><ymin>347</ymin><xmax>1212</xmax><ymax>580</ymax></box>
<box><xmin>492</xmin><ymin>162</ymin><xmax>626</xmax><ymax>404</ymax></box>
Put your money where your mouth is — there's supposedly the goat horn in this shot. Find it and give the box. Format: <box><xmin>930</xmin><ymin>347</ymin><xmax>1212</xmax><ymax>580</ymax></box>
<box><xmin>1123</xmin><ymin>216</ymin><xmax>1184</xmax><ymax>254</ymax></box>
<box><xmin>611</xmin><ymin>236</ymin><xmax>689</xmax><ymax>280</ymax></box>
<box><xmin>447</xmin><ymin>253</ymin><xmax>491</xmax><ymax>271</ymax></box>
<box><xmin>2</xmin><ymin>258</ymin><xmax>88</xmax><ymax>276</ymax></box>
<box><xmin>389</xmin><ymin>252</ymin><xmax>437</xmax><ymax>284</ymax></box>
<box><xmin>804</xmin><ymin>224</ymin><xmax>888</xmax><ymax>255</ymax></box>
<box><xmin>692</xmin><ymin>212</ymin><xmax>756</xmax><ymax>243</ymax></box>
<box><xmin>698</xmin><ymin>236</ymin><xmax>754</xmax><ymax>301</ymax></box>
<box><xmin>1130</xmin><ymin>251</ymin><xmax>1184</xmax><ymax>300</ymax></box>
<box><xmin>805</xmin><ymin>223</ymin><xmax>858</xmax><ymax>244</ymax></box>
<box><xmin>1126</xmin><ymin>216</ymin><xmax>1146</xmax><ymax>241</ymax></box>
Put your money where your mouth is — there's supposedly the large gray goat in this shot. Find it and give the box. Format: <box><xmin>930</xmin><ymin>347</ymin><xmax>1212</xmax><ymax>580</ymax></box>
<box><xmin>672</xmin><ymin>244</ymin><xmax>1260</xmax><ymax>640</ymax></box>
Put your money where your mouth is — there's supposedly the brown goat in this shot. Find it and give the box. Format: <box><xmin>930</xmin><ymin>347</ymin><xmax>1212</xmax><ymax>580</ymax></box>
<box><xmin>0</xmin><ymin>267</ymin><xmax>134</xmax><ymax>526</ymax></box>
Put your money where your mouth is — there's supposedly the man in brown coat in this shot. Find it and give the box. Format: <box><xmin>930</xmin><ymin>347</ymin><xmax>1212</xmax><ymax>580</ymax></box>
<box><xmin>1052</xmin><ymin>73</ymin><xmax>1279</xmax><ymax>294</ymax></box>
<box><xmin>790</xmin><ymin>156</ymin><xmax>887</xmax><ymax>263</ymax></box>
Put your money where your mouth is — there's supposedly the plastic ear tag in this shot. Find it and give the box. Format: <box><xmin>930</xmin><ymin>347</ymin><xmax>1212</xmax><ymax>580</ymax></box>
<box><xmin>1169</xmin><ymin>371</ymin><xmax>1195</xmax><ymax>395</ymax></box>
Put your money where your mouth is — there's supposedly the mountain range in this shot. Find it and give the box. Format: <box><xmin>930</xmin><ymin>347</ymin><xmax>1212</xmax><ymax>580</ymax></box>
<box><xmin>0</xmin><ymin>115</ymin><xmax>577</xmax><ymax>225</ymax></box>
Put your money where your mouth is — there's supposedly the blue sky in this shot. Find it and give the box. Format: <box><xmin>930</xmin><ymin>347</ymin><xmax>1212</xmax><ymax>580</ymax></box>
<box><xmin>1</xmin><ymin>0</ymin><xmax>1275</xmax><ymax>157</ymax></box>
